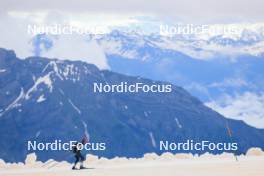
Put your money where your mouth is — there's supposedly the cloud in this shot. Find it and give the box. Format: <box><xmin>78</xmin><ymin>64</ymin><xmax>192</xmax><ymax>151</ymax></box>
<box><xmin>0</xmin><ymin>13</ymin><xmax>33</xmax><ymax>58</ymax></box>
<box><xmin>205</xmin><ymin>92</ymin><xmax>264</xmax><ymax>129</ymax></box>
<box><xmin>209</xmin><ymin>78</ymin><xmax>249</xmax><ymax>88</ymax></box>
<box><xmin>185</xmin><ymin>82</ymin><xmax>212</xmax><ymax>99</ymax></box>
<box><xmin>41</xmin><ymin>34</ymin><xmax>109</xmax><ymax>70</ymax></box>
<box><xmin>7</xmin><ymin>10</ymin><xmax>140</xmax><ymax>31</ymax></box>
<box><xmin>0</xmin><ymin>11</ymin><xmax>111</xmax><ymax>69</ymax></box>
<box><xmin>1</xmin><ymin>1</ymin><xmax>264</xmax><ymax>69</ymax></box>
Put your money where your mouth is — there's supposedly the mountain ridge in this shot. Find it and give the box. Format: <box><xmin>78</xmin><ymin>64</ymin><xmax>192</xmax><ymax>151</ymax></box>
<box><xmin>0</xmin><ymin>48</ymin><xmax>264</xmax><ymax>162</ymax></box>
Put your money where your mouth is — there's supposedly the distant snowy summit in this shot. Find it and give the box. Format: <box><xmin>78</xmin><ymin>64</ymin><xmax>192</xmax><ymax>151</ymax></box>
<box><xmin>94</xmin><ymin>23</ymin><xmax>264</xmax><ymax>59</ymax></box>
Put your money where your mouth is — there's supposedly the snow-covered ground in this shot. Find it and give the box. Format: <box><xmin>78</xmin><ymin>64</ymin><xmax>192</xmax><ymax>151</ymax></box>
<box><xmin>0</xmin><ymin>148</ymin><xmax>263</xmax><ymax>176</ymax></box>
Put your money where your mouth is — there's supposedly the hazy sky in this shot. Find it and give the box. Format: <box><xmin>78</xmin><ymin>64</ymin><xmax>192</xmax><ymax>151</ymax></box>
<box><xmin>1</xmin><ymin>0</ymin><xmax>264</xmax><ymax>23</ymax></box>
<box><xmin>0</xmin><ymin>0</ymin><xmax>264</xmax><ymax>66</ymax></box>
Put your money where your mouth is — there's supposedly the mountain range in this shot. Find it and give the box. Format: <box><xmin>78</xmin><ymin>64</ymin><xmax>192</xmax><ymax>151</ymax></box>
<box><xmin>91</xmin><ymin>30</ymin><xmax>264</xmax><ymax>128</ymax></box>
<box><xmin>0</xmin><ymin>48</ymin><xmax>264</xmax><ymax>162</ymax></box>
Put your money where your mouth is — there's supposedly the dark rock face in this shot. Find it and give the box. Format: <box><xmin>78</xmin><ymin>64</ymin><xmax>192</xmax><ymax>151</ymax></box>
<box><xmin>0</xmin><ymin>48</ymin><xmax>263</xmax><ymax>162</ymax></box>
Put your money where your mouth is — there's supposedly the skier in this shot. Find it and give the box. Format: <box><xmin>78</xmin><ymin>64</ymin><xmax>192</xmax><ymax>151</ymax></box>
<box><xmin>72</xmin><ymin>136</ymin><xmax>88</xmax><ymax>170</ymax></box>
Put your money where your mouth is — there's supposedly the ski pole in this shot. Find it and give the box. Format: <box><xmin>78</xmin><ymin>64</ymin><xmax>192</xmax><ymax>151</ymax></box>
<box><xmin>225</xmin><ymin>120</ymin><xmax>238</xmax><ymax>161</ymax></box>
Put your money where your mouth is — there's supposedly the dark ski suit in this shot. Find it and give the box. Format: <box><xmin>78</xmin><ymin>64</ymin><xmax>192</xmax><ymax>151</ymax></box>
<box><xmin>72</xmin><ymin>142</ymin><xmax>85</xmax><ymax>169</ymax></box>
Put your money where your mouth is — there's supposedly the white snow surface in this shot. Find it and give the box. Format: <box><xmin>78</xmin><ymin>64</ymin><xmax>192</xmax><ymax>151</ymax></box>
<box><xmin>149</xmin><ymin>132</ymin><xmax>157</xmax><ymax>148</ymax></box>
<box><xmin>68</xmin><ymin>99</ymin><xmax>81</xmax><ymax>114</ymax></box>
<box><xmin>0</xmin><ymin>88</ymin><xmax>25</xmax><ymax>117</ymax></box>
<box><xmin>0</xmin><ymin>69</ymin><xmax>6</xmax><ymax>73</ymax></box>
<box><xmin>175</xmin><ymin>118</ymin><xmax>183</xmax><ymax>128</ymax></box>
<box><xmin>25</xmin><ymin>73</ymin><xmax>53</xmax><ymax>100</ymax></box>
<box><xmin>37</xmin><ymin>95</ymin><xmax>46</xmax><ymax>103</ymax></box>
